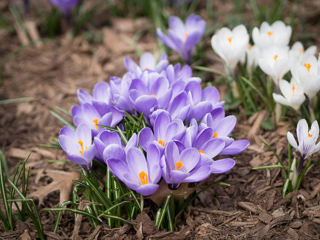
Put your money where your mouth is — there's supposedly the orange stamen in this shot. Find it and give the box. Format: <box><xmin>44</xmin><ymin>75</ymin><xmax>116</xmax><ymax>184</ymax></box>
<box><xmin>174</xmin><ymin>161</ymin><xmax>183</xmax><ymax>171</ymax></box>
<box><xmin>151</xmin><ymin>94</ymin><xmax>157</xmax><ymax>98</ymax></box>
<box><xmin>213</xmin><ymin>132</ymin><xmax>218</xmax><ymax>138</ymax></box>
<box><xmin>199</xmin><ymin>150</ymin><xmax>205</xmax><ymax>154</ymax></box>
<box><xmin>93</xmin><ymin>119</ymin><xmax>99</xmax><ymax>130</ymax></box>
<box><xmin>139</xmin><ymin>171</ymin><xmax>148</xmax><ymax>185</ymax></box>
<box><xmin>184</xmin><ymin>32</ymin><xmax>189</xmax><ymax>37</ymax></box>
<box><xmin>267</xmin><ymin>31</ymin><xmax>273</xmax><ymax>36</ymax></box>
<box><xmin>299</xmin><ymin>48</ymin><xmax>304</xmax><ymax>55</ymax></box>
<box><xmin>304</xmin><ymin>63</ymin><xmax>311</xmax><ymax>73</ymax></box>
<box><xmin>227</xmin><ymin>37</ymin><xmax>233</xmax><ymax>43</ymax></box>
<box><xmin>308</xmin><ymin>133</ymin><xmax>313</xmax><ymax>138</ymax></box>
<box><xmin>78</xmin><ymin>140</ymin><xmax>84</xmax><ymax>156</ymax></box>
<box><xmin>144</xmin><ymin>67</ymin><xmax>149</xmax><ymax>70</ymax></box>
<box><xmin>273</xmin><ymin>55</ymin><xmax>278</xmax><ymax>61</ymax></box>
<box><xmin>158</xmin><ymin>139</ymin><xmax>165</xmax><ymax>147</ymax></box>
<box><xmin>248</xmin><ymin>44</ymin><xmax>252</xmax><ymax>50</ymax></box>
<box><xmin>292</xmin><ymin>85</ymin><xmax>295</xmax><ymax>97</ymax></box>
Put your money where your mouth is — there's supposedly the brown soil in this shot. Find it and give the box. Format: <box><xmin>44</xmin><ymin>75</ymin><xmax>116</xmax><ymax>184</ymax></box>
<box><xmin>1</xmin><ymin>0</ymin><xmax>320</xmax><ymax>239</ymax></box>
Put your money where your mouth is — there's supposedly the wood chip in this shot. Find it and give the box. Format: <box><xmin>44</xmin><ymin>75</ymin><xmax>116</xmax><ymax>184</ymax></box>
<box><xmin>238</xmin><ymin>201</ymin><xmax>259</xmax><ymax>214</ymax></box>
<box><xmin>258</xmin><ymin>211</ymin><xmax>273</xmax><ymax>224</ymax></box>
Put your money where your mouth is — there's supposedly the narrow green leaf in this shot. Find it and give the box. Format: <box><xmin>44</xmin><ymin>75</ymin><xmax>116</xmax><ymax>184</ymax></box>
<box><xmin>260</xmin><ymin>139</ymin><xmax>288</xmax><ymax>179</ymax></box>
<box><xmin>0</xmin><ymin>150</ymin><xmax>10</xmax><ymax>181</ymax></box>
<box><xmin>0</xmin><ymin>97</ymin><xmax>33</xmax><ymax>105</ymax></box>
<box><xmin>0</xmin><ymin>157</ymin><xmax>12</xmax><ymax>230</ymax></box>
<box><xmin>99</xmin><ymin>201</ymin><xmax>133</xmax><ymax>217</ymax></box>
<box><xmin>241</xmin><ymin>77</ymin><xmax>271</xmax><ymax>112</ymax></box>
<box><xmin>117</xmin><ymin>126</ymin><xmax>128</xmax><ymax>144</ymax></box>
<box><xmin>156</xmin><ymin>195</ymin><xmax>171</xmax><ymax>229</ymax></box>
<box><xmin>193</xmin><ymin>66</ymin><xmax>223</xmax><ymax>76</ymax></box>
<box><xmin>50</xmin><ymin>110</ymin><xmax>74</xmax><ymax>129</ymax></box>
<box><xmin>252</xmin><ymin>165</ymin><xmax>283</xmax><ymax>170</ymax></box>
<box><xmin>54</xmin><ymin>106</ymin><xmax>72</xmax><ymax>117</ymax></box>
<box><xmin>44</xmin><ymin>207</ymin><xmax>103</xmax><ymax>225</ymax></box>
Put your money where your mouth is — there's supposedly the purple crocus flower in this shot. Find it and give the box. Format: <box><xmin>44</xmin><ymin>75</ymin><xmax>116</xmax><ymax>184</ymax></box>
<box><xmin>49</xmin><ymin>0</ymin><xmax>80</xmax><ymax>16</ymax></box>
<box><xmin>139</xmin><ymin>111</ymin><xmax>185</xmax><ymax>153</ymax></box>
<box><xmin>59</xmin><ymin>124</ymin><xmax>97</xmax><ymax>173</ymax></box>
<box><xmin>109</xmin><ymin>74</ymin><xmax>136</xmax><ymax>114</ymax></box>
<box><xmin>124</xmin><ymin>52</ymin><xmax>169</xmax><ymax>77</ymax></box>
<box><xmin>157</xmin><ymin>14</ymin><xmax>206</xmax><ymax>64</ymax></box>
<box><xmin>72</xmin><ymin>104</ymin><xmax>115</xmax><ymax>137</ymax></box>
<box><xmin>200</xmin><ymin>109</ymin><xmax>250</xmax><ymax>155</ymax></box>
<box><xmin>94</xmin><ymin>130</ymin><xmax>137</xmax><ymax>162</ymax></box>
<box><xmin>176</xmin><ymin>118</ymin><xmax>235</xmax><ymax>173</ymax></box>
<box><xmin>161</xmin><ymin>141</ymin><xmax>211</xmax><ymax>189</ymax></box>
<box><xmin>129</xmin><ymin>71</ymin><xmax>172</xmax><ymax>117</ymax></box>
<box><xmin>184</xmin><ymin>81</ymin><xmax>224</xmax><ymax>122</ymax></box>
<box><xmin>107</xmin><ymin>146</ymin><xmax>161</xmax><ymax>196</ymax></box>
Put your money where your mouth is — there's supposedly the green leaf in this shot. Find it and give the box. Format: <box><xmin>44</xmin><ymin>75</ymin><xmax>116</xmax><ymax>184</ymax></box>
<box><xmin>54</xmin><ymin>106</ymin><xmax>71</xmax><ymax>117</ymax></box>
<box><xmin>252</xmin><ymin>165</ymin><xmax>283</xmax><ymax>170</ymax></box>
<box><xmin>241</xmin><ymin>77</ymin><xmax>271</xmax><ymax>112</ymax></box>
<box><xmin>50</xmin><ymin>110</ymin><xmax>74</xmax><ymax>129</ymax></box>
<box><xmin>260</xmin><ymin>118</ymin><xmax>274</xmax><ymax>130</ymax></box>
<box><xmin>193</xmin><ymin>66</ymin><xmax>223</xmax><ymax>76</ymax></box>
<box><xmin>0</xmin><ymin>97</ymin><xmax>33</xmax><ymax>105</ymax></box>
<box><xmin>44</xmin><ymin>207</ymin><xmax>104</xmax><ymax>225</ymax></box>
<box><xmin>156</xmin><ymin>194</ymin><xmax>171</xmax><ymax>229</ymax></box>
<box><xmin>260</xmin><ymin>139</ymin><xmax>288</xmax><ymax>179</ymax></box>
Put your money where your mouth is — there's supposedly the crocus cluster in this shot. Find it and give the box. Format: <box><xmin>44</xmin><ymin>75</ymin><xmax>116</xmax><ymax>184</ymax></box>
<box><xmin>211</xmin><ymin>21</ymin><xmax>319</xmax><ymax>114</ymax></box>
<box><xmin>59</xmin><ymin>52</ymin><xmax>249</xmax><ymax>196</ymax></box>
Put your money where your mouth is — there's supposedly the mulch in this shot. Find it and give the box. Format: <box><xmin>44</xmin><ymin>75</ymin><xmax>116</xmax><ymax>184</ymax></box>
<box><xmin>1</xmin><ymin>0</ymin><xmax>320</xmax><ymax>239</ymax></box>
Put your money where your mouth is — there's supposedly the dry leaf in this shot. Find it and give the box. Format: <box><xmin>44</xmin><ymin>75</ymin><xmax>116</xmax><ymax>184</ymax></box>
<box><xmin>29</xmin><ymin>169</ymin><xmax>81</xmax><ymax>206</ymax></box>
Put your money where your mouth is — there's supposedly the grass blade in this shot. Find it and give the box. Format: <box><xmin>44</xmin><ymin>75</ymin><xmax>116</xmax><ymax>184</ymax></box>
<box><xmin>193</xmin><ymin>66</ymin><xmax>223</xmax><ymax>76</ymax></box>
<box><xmin>0</xmin><ymin>97</ymin><xmax>33</xmax><ymax>105</ymax></box>
<box><xmin>260</xmin><ymin>139</ymin><xmax>288</xmax><ymax>179</ymax></box>
<box><xmin>50</xmin><ymin>110</ymin><xmax>75</xmax><ymax>129</ymax></box>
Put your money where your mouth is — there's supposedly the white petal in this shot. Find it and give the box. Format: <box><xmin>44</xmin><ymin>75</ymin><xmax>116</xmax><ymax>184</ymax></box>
<box><xmin>297</xmin><ymin>119</ymin><xmax>308</xmax><ymax>143</ymax></box>
<box><xmin>287</xmin><ymin>132</ymin><xmax>298</xmax><ymax>149</ymax></box>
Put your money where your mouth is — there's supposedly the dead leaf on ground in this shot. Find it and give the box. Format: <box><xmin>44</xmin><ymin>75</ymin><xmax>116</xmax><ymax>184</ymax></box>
<box><xmin>29</xmin><ymin>169</ymin><xmax>81</xmax><ymax>206</ymax></box>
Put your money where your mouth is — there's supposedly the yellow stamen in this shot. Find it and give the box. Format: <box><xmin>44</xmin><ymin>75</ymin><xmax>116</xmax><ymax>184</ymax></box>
<box><xmin>182</xmin><ymin>32</ymin><xmax>189</xmax><ymax>44</ymax></box>
<box><xmin>273</xmin><ymin>55</ymin><xmax>278</xmax><ymax>61</ymax></box>
<box><xmin>78</xmin><ymin>140</ymin><xmax>84</xmax><ymax>156</ymax></box>
<box><xmin>227</xmin><ymin>37</ymin><xmax>233</xmax><ymax>43</ymax></box>
<box><xmin>144</xmin><ymin>67</ymin><xmax>149</xmax><ymax>70</ymax></box>
<box><xmin>248</xmin><ymin>44</ymin><xmax>252</xmax><ymax>50</ymax></box>
<box><xmin>174</xmin><ymin>161</ymin><xmax>183</xmax><ymax>171</ymax></box>
<box><xmin>291</xmin><ymin>85</ymin><xmax>295</xmax><ymax>97</ymax></box>
<box><xmin>93</xmin><ymin>119</ymin><xmax>99</xmax><ymax>130</ymax></box>
<box><xmin>267</xmin><ymin>31</ymin><xmax>273</xmax><ymax>36</ymax></box>
<box><xmin>213</xmin><ymin>132</ymin><xmax>218</xmax><ymax>138</ymax></box>
<box><xmin>199</xmin><ymin>150</ymin><xmax>205</xmax><ymax>154</ymax></box>
<box><xmin>308</xmin><ymin>133</ymin><xmax>313</xmax><ymax>138</ymax></box>
<box><xmin>151</xmin><ymin>94</ymin><xmax>157</xmax><ymax>98</ymax></box>
<box><xmin>158</xmin><ymin>139</ymin><xmax>165</xmax><ymax>147</ymax></box>
<box><xmin>139</xmin><ymin>171</ymin><xmax>148</xmax><ymax>185</ymax></box>
<box><xmin>304</xmin><ymin>63</ymin><xmax>311</xmax><ymax>73</ymax></box>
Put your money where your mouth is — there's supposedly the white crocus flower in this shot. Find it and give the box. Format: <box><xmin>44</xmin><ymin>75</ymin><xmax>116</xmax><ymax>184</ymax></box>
<box><xmin>241</xmin><ymin>44</ymin><xmax>260</xmax><ymax>74</ymax></box>
<box><xmin>290</xmin><ymin>55</ymin><xmax>320</xmax><ymax>99</ymax></box>
<box><xmin>287</xmin><ymin>119</ymin><xmax>320</xmax><ymax>160</ymax></box>
<box><xmin>272</xmin><ymin>79</ymin><xmax>305</xmax><ymax>110</ymax></box>
<box><xmin>211</xmin><ymin>25</ymin><xmax>249</xmax><ymax>71</ymax></box>
<box><xmin>259</xmin><ymin>45</ymin><xmax>290</xmax><ymax>85</ymax></box>
<box><xmin>289</xmin><ymin>41</ymin><xmax>317</xmax><ymax>63</ymax></box>
<box><xmin>252</xmin><ymin>21</ymin><xmax>292</xmax><ymax>48</ymax></box>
